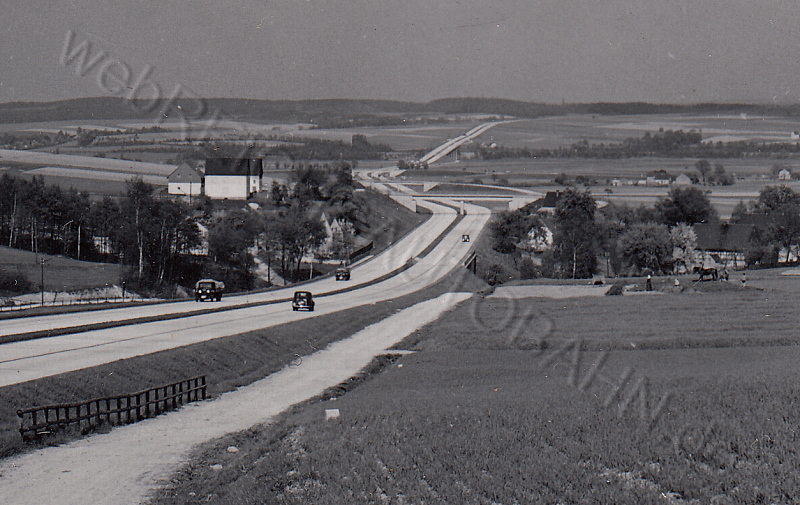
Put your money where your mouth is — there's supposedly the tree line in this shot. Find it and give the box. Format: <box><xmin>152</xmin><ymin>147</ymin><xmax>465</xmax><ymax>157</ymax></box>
<box><xmin>0</xmin><ymin>160</ymin><xmax>365</xmax><ymax>296</ymax></box>
<box><xmin>0</xmin><ymin>173</ymin><xmax>203</xmax><ymax>294</ymax></box>
<box><xmin>489</xmin><ymin>185</ymin><xmax>800</xmax><ymax>281</ymax></box>
<box><xmin>478</xmin><ymin>129</ymin><xmax>800</xmax><ymax>160</ymax></box>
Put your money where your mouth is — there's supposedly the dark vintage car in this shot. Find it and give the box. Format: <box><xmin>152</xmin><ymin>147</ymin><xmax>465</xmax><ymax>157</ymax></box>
<box><xmin>194</xmin><ymin>279</ymin><xmax>224</xmax><ymax>301</ymax></box>
<box><xmin>335</xmin><ymin>266</ymin><xmax>351</xmax><ymax>281</ymax></box>
<box><xmin>292</xmin><ymin>291</ymin><xmax>315</xmax><ymax>311</ymax></box>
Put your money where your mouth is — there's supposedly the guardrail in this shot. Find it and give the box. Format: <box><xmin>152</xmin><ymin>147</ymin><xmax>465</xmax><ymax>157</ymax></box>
<box><xmin>17</xmin><ymin>376</ymin><xmax>207</xmax><ymax>440</ymax></box>
<box><xmin>0</xmin><ymin>296</ymin><xmax>145</xmax><ymax>312</ymax></box>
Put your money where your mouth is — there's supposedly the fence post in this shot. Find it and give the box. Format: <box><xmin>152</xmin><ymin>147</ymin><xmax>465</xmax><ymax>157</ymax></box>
<box><xmin>17</xmin><ymin>410</ymin><xmax>25</xmax><ymax>438</ymax></box>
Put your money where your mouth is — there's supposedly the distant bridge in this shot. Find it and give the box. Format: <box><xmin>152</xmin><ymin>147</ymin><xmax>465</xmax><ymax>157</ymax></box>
<box><xmin>419</xmin><ymin>121</ymin><xmax>507</xmax><ymax>165</ymax></box>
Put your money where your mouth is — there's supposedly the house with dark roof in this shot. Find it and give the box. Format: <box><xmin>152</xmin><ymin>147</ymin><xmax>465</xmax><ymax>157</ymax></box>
<box><xmin>533</xmin><ymin>191</ymin><xmax>561</xmax><ymax>214</ymax></box>
<box><xmin>693</xmin><ymin>222</ymin><xmax>756</xmax><ymax>269</ymax></box>
<box><xmin>168</xmin><ymin>163</ymin><xmax>203</xmax><ymax>200</ymax></box>
<box><xmin>646</xmin><ymin>170</ymin><xmax>671</xmax><ymax>186</ymax></box>
<box><xmin>205</xmin><ymin>158</ymin><xmax>263</xmax><ymax>200</ymax></box>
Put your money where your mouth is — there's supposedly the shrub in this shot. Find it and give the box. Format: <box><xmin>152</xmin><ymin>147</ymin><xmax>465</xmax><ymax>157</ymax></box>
<box><xmin>519</xmin><ymin>258</ymin><xmax>540</xmax><ymax>280</ymax></box>
<box><xmin>0</xmin><ymin>270</ymin><xmax>32</xmax><ymax>295</ymax></box>
<box><xmin>485</xmin><ymin>263</ymin><xmax>506</xmax><ymax>286</ymax></box>
<box><xmin>605</xmin><ymin>283</ymin><xmax>624</xmax><ymax>295</ymax></box>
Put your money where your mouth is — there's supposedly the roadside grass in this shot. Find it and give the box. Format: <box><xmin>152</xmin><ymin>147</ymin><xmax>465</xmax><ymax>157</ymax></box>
<box><xmin>0</xmin><ymin>246</ymin><xmax>122</xmax><ymax>294</ymax></box>
<box><xmin>358</xmin><ymin>188</ymin><xmax>428</xmax><ymax>253</ymax></box>
<box><xmin>152</xmin><ymin>269</ymin><xmax>800</xmax><ymax>504</ymax></box>
<box><xmin>0</xmin><ymin>268</ymin><xmax>487</xmax><ymax>461</ymax></box>
<box><xmin>409</xmin><ymin>276</ymin><xmax>799</xmax><ymax>351</ymax></box>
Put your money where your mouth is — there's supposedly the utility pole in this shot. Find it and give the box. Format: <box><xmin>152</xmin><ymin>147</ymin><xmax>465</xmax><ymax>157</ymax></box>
<box><xmin>40</xmin><ymin>258</ymin><xmax>45</xmax><ymax>307</ymax></box>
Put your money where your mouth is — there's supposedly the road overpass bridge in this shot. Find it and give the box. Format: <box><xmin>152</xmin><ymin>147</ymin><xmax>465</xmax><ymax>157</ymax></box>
<box><xmin>419</xmin><ymin>121</ymin><xmax>509</xmax><ymax>165</ymax></box>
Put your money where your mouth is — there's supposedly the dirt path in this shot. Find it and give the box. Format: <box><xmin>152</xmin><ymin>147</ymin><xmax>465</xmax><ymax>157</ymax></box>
<box><xmin>0</xmin><ymin>292</ymin><xmax>472</xmax><ymax>505</ymax></box>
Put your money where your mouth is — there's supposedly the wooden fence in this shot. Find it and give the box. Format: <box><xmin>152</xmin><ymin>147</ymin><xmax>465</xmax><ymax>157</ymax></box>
<box><xmin>17</xmin><ymin>376</ymin><xmax>206</xmax><ymax>440</ymax></box>
<box><xmin>0</xmin><ymin>295</ymin><xmax>145</xmax><ymax>312</ymax></box>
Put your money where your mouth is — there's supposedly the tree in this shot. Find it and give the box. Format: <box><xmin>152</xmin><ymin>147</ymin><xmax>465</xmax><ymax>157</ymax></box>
<box><xmin>121</xmin><ymin>178</ymin><xmax>157</xmax><ymax>278</ymax></box>
<box><xmin>754</xmin><ymin>186</ymin><xmax>800</xmax><ymax>262</ymax></box>
<box><xmin>695</xmin><ymin>159</ymin><xmax>711</xmax><ymax>185</ymax></box>
<box><xmin>730</xmin><ymin>200</ymin><xmax>749</xmax><ymax>223</ymax></box>
<box><xmin>550</xmin><ymin>189</ymin><xmax>598</xmax><ymax>278</ymax></box>
<box><xmin>273</xmin><ymin>206</ymin><xmax>327</xmax><ymax>280</ymax></box>
<box><xmin>656</xmin><ymin>187</ymin><xmax>717</xmax><ymax>226</ymax></box>
<box><xmin>208</xmin><ymin>209</ymin><xmax>259</xmax><ymax>265</ymax></box>
<box><xmin>670</xmin><ymin>223</ymin><xmax>699</xmax><ymax>273</ymax></box>
<box><xmin>756</xmin><ymin>185</ymin><xmax>800</xmax><ymax>213</ymax></box>
<box><xmin>490</xmin><ymin>210</ymin><xmax>546</xmax><ymax>256</ymax></box>
<box><xmin>617</xmin><ymin>222</ymin><xmax>672</xmax><ymax>274</ymax></box>
<box><xmin>709</xmin><ymin>163</ymin><xmax>734</xmax><ymax>186</ymax></box>
<box><xmin>271</xmin><ymin>180</ymin><xmax>288</xmax><ymax>206</ymax></box>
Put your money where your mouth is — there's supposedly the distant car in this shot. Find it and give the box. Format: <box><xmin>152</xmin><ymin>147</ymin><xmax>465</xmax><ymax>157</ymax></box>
<box><xmin>292</xmin><ymin>291</ymin><xmax>315</xmax><ymax>311</ymax></box>
<box><xmin>194</xmin><ymin>279</ymin><xmax>224</xmax><ymax>301</ymax></box>
<box><xmin>335</xmin><ymin>266</ymin><xmax>351</xmax><ymax>281</ymax></box>
<box><xmin>462</xmin><ymin>234</ymin><xmax>470</xmax><ymax>242</ymax></box>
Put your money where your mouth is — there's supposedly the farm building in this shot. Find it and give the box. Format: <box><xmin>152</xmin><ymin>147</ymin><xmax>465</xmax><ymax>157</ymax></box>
<box><xmin>533</xmin><ymin>191</ymin><xmax>561</xmax><ymax>214</ymax></box>
<box><xmin>646</xmin><ymin>170</ymin><xmax>671</xmax><ymax>186</ymax></box>
<box><xmin>778</xmin><ymin>168</ymin><xmax>792</xmax><ymax>181</ymax></box>
<box><xmin>205</xmin><ymin>158</ymin><xmax>263</xmax><ymax>200</ymax></box>
<box><xmin>167</xmin><ymin>163</ymin><xmax>203</xmax><ymax>200</ymax></box>
<box><xmin>673</xmin><ymin>174</ymin><xmax>693</xmax><ymax>186</ymax></box>
<box><xmin>693</xmin><ymin>222</ymin><xmax>756</xmax><ymax>269</ymax></box>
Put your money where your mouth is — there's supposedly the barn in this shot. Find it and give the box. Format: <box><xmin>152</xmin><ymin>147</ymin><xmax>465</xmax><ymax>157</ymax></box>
<box><xmin>204</xmin><ymin>158</ymin><xmax>263</xmax><ymax>200</ymax></box>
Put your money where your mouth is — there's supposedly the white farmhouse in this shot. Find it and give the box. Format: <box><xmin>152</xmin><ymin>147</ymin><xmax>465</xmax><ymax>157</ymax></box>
<box><xmin>205</xmin><ymin>158</ymin><xmax>263</xmax><ymax>200</ymax></box>
<box><xmin>167</xmin><ymin>163</ymin><xmax>203</xmax><ymax>200</ymax></box>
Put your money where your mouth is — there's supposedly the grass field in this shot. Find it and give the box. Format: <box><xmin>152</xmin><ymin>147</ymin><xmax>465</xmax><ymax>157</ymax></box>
<box><xmin>149</xmin><ymin>269</ymin><xmax>800</xmax><ymax>504</ymax></box>
<box><xmin>0</xmin><ymin>246</ymin><xmax>122</xmax><ymax>295</ymax></box>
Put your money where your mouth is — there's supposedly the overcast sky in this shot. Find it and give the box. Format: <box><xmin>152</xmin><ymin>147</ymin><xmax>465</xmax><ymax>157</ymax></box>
<box><xmin>2</xmin><ymin>0</ymin><xmax>800</xmax><ymax>105</ymax></box>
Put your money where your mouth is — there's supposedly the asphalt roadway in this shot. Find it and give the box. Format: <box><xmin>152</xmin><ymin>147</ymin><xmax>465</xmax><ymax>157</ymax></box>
<box><xmin>0</xmin><ymin>200</ymin><xmax>490</xmax><ymax>388</ymax></box>
<box><xmin>0</xmin><ymin>198</ymin><xmax>457</xmax><ymax>340</ymax></box>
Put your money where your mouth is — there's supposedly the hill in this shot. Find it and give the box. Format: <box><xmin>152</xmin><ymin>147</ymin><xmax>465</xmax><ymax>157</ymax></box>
<box><xmin>4</xmin><ymin>97</ymin><xmax>800</xmax><ymax>125</ymax></box>
<box><xmin>0</xmin><ymin>246</ymin><xmax>122</xmax><ymax>296</ymax></box>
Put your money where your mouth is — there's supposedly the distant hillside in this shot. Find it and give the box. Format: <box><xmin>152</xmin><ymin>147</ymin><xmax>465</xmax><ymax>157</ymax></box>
<box><xmin>3</xmin><ymin>97</ymin><xmax>800</xmax><ymax>125</ymax></box>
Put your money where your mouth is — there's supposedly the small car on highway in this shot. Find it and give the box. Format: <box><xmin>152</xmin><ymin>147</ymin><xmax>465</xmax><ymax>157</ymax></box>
<box><xmin>292</xmin><ymin>291</ymin><xmax>315</xmax><ymax>311</ymax></box>
<box><xmin>194</xmin><ymin>279</ymin><xmax>224</xmax><ymax>301</ymax></box>
<box><xmin>335</xmin><ymin>266</ymin><xmax>351</xmax><ymax>281</ymax></box>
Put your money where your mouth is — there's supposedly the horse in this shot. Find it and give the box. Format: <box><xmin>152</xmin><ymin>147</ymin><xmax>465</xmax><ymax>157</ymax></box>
<box><xmin>694</xmin><ymin>265</ymin><xmax>718</xmax><ymax>281</ymax></box>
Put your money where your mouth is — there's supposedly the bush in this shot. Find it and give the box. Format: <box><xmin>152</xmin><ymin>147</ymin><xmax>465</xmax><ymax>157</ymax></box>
<box><xmin>605</xmin><ymin>283</ymin><xmax>624</xmax><ymax>296</ymax></box>
<box><xmin>519</xmin><ymin>258</ymin><xmax>540</xmax><ymax>280</ymax></box>
<box><xmin>485</xmin><ymin>263</ymin><xmax>506</xmax><ymax>286</ymax></box>
<box><xmin>0</xmin><ymin>270</ymin><xmax>32</xmax><ymax>295</ymax></box>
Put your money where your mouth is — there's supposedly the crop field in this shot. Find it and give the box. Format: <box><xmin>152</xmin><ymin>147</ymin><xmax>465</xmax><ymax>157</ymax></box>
<box><xmin>482</xmin><ymin>113</ymin><xmax>800</xmax><ymax>149</ymax></box>
<box><xmin>154</xmin><ymin>269</ymin><xmax>800</xmax><ymax>504</ymax></box>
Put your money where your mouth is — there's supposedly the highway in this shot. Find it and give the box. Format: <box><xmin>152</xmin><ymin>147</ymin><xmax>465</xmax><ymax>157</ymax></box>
<box><xmin>0</xmin><ymin>199</ymin><xmax>458</xmax><ymax>340</ymax></box>
<box><xmin>0</xmin><ymin>200</ymin><xmax>490</xmax><ymax>388</ymax></box>
<box><xmin>419</xmin><ymin>121</ymin><xmax>510</xmax><ymax>164</ymax></box>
